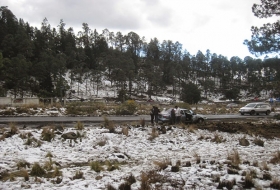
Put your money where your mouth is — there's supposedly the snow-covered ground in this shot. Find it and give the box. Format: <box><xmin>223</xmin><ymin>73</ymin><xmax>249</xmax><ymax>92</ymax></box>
<box><xmin>0</xmin><ymin>122</ymin><xmax>280</xmax><ymax>189</ymax></box>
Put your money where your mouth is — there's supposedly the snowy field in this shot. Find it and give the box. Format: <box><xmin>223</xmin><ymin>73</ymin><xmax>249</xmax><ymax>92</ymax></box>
<box><xmin>0</xmin><ymin>122</ymin><xmax>280</xmax><ymax>190</ymax></box>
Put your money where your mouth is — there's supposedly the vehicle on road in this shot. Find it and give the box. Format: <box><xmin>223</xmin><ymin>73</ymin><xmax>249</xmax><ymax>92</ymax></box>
<box><xmin>158</xmin><ymin>108</ymin><xmax>207</xmax><ymax>124</ymax></box>
<box><xmin>239</xmin><ymin>102</ymin><xmax>271</xmax><ymax>115</ymax></box>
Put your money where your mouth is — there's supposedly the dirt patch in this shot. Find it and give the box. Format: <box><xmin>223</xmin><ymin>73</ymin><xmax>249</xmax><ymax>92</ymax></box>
<box><xmin>195</xmin><ymin>121</ymin><xmax>280</xmax><ymax>139</ymax></box>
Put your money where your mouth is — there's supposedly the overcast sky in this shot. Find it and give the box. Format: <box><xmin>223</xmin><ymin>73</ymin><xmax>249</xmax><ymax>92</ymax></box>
<box><xmin>2</xmin><ymin>0</ymin><xmax>278</xmax><ymax>59</ymax></box>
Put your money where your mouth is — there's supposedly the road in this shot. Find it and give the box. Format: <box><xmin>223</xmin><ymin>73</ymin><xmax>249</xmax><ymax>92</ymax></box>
<box><xmin>0</xmin><ymin>113</ymin><xmax>275</xmax><ymax>126</ymax></box>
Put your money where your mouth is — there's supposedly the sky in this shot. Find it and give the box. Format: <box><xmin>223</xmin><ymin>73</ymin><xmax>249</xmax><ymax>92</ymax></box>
<box><xmin>2</xmin><ymin>0</ymin><xmax>278</xmax><ymax>59</ymax></box>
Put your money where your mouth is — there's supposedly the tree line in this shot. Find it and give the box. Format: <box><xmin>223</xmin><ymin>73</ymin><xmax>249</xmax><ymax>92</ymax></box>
<box><xmin>0</xmin><ymin>6</ymin><xmax>279</xmax><ymax>103</ymax></box>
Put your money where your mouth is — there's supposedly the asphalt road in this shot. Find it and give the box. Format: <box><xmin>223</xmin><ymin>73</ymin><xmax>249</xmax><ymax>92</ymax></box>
<box><xmin>0</xmin><ymin>113</ymin><xmax>275</xmax><ymax>126</ymax></box>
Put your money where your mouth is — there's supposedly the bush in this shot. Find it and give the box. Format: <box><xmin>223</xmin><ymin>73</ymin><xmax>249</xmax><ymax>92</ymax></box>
<box><xmin>103</xmin><ymin>116</ymin><xmax>115</xmax><ymax>133</ymax></box>
<box><xmin>30</xmin><ymin>162</ymin><xmax>46</xmax><ymax>177</ymax></box>
<box><xmin>116</xmin><ymin>100</ymin><xmax>137</xmax><ymax>115</ymax></box>
<box><xmin>74</xmin><ymin>121</ymin><xmax>84</xmax><ymax>130</ymax></box>
<box><xmin>253</xmin><ymin>138</ymin><xmax>264</xmax><ymax>147</ymax></box>
<box><xmin>239</xmin><ymin>136</ymin><xmax>250</xmax><ymax>146</ymax></box>
<box><xmin>72</xmin><ymin>170</ymin><xmax>84</xmax><ymax>180</ymax></box>
<box><xmin>90</xmin><ymin>161</ymin><xmax>103</xmax><ymax>172</ymax></box>
<box><xmin>41</xmin><ymin>127</ymin><xmax>55</xmax><ymax>142</ymax></box>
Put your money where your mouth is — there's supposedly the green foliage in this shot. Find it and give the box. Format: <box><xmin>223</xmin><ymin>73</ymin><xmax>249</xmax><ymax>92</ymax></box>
<box><xmin>224</xmin><ymin>88</ymin><xmax>239</xmax><ymax>100</ymax></box>
<box><xmin>181</xmin><ymin>82</ymin><xmax>201</xmax><ymax>104</ymax></box>
<box><xmin>116</xmin><ymin>100</ymin><xmax>137</xmax><ymax>115</ymax></box>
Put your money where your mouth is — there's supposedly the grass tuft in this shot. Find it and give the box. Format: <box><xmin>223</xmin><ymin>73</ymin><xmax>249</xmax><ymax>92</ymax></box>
<box><xmin>239</xmin><ymin>136</ymin><xmax>250</xmax><ymax>146</ymax></box>
<box><xmin>30</xmin><ymin>162</ymin><xmax>46</xmax><ymax>177</ymax></box>
<box><xmin>270</xmin><ymin>150</ymin><xmax>280</xmax><ymax>164</ymax></box>
<box><xmin>90</xmin><ymin>161</ymin><xmax>103</xmax><ymax>172</ymax></box>
<box><xmin>74</xmin><ymin>121</ymin><xmax>84</xmax><ymax>130</ymax></box>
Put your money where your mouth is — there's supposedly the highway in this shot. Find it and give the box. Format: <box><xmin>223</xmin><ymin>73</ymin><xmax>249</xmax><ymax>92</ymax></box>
<box><xmin>0</xmin><ymin>113</ymin><xmax>275</xmax><ymax>126</ymax></box>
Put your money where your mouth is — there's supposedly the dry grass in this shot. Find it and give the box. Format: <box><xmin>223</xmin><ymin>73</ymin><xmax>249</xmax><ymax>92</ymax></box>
<box><xmin>217</xmin><ymin>179</ymin><xmax>236</xmax><ymax>189</ymax></box>
<box><xmin>239</xmin><ymin>136</ymin><xmax>250</xmax><ymax>146</ymax></box>
<box><xmin>192</xmin><ymin>151</ymin><xmax>201</xmax><ymax>164</ymax></box>
<box><xmin>187</xmin><ymin>124</ymin><xmax>196</xmax><ymax>133</ymax></box>
<box><xmin>148</xmin><ymin>127</ymin><xmax>159</xmax><ymax>141</ymax></box>
<box><xmin>103</xmin><ymin>116</ymin><xmax>115</xmax><ymax>133</ymax></box>
<box><xmin>270</xmin><ymin>150</ymin><xmax>280</xmax><ymax>164</ymax></box>
<box><xmin>41</xmin><ymin>127</ymin><xmax>55</xmax><ymax>142</ymax></box>
<box><xmin>24</xmin><ymin>137</ymin><xmax>42</xmax><ymax>147</ymax></box>
<box><xmin>30</xmin><ymin>162</ymin><xmax>46</xmax><ymax>177</ymax></box>
<box><xmin>74</xmin><ymin>121</ymin><xmax>84</xmax><ymax>130</ymax></box>
<box><xmin>211</xmin><ymin>133</ymin><xmax>225</xmax><ymax>143</ymax></box>
<box><xmin>261</xmin><ymin>161</ymin><xmax>270</xmax><ymax>171</ymax></box>
<box><xmin>16</xmin><ymin>160</ymin><xmax>30</xmax><ymax>170</ymax></box>
<box><xmin>253</xmin><ymin>138</ymin><xmax>264</xmax><ymax>147</ymax></box>
<box><xmin>9</xmin><ymin>123</ymin><xmax>18</xmax><ymax>135</ymax></box>
<box><xmin>153</xmin><ymin>159</ymin><xmax>171</xmax><ymax>170</ymax></box>
<box><xmin>72</xmin><ymin>170</ymin><xmax>84</xmax><ymax>180</ymax></box>
<box><xmin>90</xmin><ymin>161</ymin><xmax>103</xmax><ymax>172</ymax></box>
<box><xmin>140</xmin><ymin>118</ymin><xmax>145</xmax><ymax>127</ymax></box>
<box><xmin>227</xmin><ymin>149</ymin><xmax>241</xmax><ymax>168</ymax></box>
<box><xmin>270</xmin><ymin>178</ymin><xmax>280</xmax><ymax>189</ymax></box>
<box><xmin>122</xmin><ymin>126</ymin><xmax>129</xmax><ymax>136</ymax></box>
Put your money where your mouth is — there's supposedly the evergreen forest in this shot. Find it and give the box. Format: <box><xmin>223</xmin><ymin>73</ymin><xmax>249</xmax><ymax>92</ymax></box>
<box><xmin>0</xmin><ymin>6</ymin><xmax>279</xmax><ymax>103</ymax></box>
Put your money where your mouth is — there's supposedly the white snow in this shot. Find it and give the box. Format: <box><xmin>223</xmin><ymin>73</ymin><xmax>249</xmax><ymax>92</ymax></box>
<box><xmin>0</xmin><ymin>123</ymin><xmax>280</xmax><ymax>189</ymax></box>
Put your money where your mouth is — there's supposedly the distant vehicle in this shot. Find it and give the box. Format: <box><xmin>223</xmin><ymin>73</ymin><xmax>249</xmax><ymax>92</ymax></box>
<box><xmin>239</xmin><ymin>102</ymin><xmax>271</xmax><ymax>115</ymax></box>
<box><xmin>158</xmin><ymin>108</ymin><xmax>207</xmax><ymax>124</ymax></box>
<box><xmin>226</xmin><ymin>103</ymin><xmax>238</xmax><ymax>108</ymax></box>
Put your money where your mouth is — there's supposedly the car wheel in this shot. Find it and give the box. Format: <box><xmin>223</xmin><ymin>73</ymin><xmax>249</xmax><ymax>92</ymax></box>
<box><xmin>197</xmin><ymin>118</ymin><xmax>204</xmax><ymax>124</ymax></box>
<box><xmin>241</xmin><ymin>113</ymin><xmax>244</xmax><ymax>115</ymax></box>
<box><xmin>266</xmin><ymin>110</ymin><xmax>271</xmax><ymax>115</ymax></box>
<box><xmin>250</xmin><ymin>110</ymin><xmax>255</xmax><ymax>115</ymax></box>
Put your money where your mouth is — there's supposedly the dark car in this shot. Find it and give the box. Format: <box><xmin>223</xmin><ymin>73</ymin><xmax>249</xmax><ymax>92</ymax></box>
<box><xmin>158</xmin><ymin>108</ymin><xmax>207</xmax><ymax>124</ymax></box>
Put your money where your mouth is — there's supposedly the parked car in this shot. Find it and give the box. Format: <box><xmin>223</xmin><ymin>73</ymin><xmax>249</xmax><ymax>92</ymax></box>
<box><xmin>158</xmin><ymin>108</ymin><xmax>207</xmax><ymax>124</ymax></box>
<box><xmin>239</xmin><ymin>102</ymin><xmax>271</xmax><ymax>115</ymax></box>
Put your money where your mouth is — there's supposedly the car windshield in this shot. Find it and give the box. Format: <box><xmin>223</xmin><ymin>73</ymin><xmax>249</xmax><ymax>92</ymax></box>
<box><xmin>245</xmin><ymin>104</ymin><xmax>256</xmax><ymax>108</ymax></box>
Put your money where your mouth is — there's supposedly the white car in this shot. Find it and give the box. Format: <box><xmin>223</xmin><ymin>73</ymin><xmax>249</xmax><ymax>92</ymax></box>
<box><xmin>239</xmin><ymin>102</ymin><xmax>271</xmax><ymax>115</ymax></box>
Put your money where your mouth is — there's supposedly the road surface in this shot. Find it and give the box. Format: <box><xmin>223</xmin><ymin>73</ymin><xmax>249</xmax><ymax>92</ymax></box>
<box><xmin>0</xmin><ymin>113</ymin><xmax>275</xmax><ymax>126</ymax></box>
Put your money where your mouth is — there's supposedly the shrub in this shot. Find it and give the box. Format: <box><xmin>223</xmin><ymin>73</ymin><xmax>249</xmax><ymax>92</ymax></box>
<box><xmin>261</xmin><ymin>161</ymin><xmax>270</xmax><ymax>171</ymax></box>
<box><xmin>17</xmin><ymin>160</ymin><xmax>30</xmax><ymax>170</ymax></box>
<box><xmin>105</xmin><ymin>160</ymin><xmax>120</xmax><ymax>171</ymax></box>
<box><xmin>53</xmin><ymin>167</ymin><xmax>61</xmax><ymax>177</ymax></box>
<box><xmin>227</xmin><ymin>149</ymin><xmax>241</xmax><ymax>168</ymax></box>
<box><xmin>90</xmin><ymin>161</ymin><xmax>103</xmax><ymax>172</ymax></box>
<box><xmin>9</xmin><ymin>123</ymin><xmax>18</xmax><ymax>135</ymax></box>
<box><xmin>253</xmin><ymin>138</ymin><xmax>264</xmax><ymax>147</ymax></box>
<box><xmin>148</xmin><ymin>127</ymin><xmax>158</xmax><ymax>141</ymax></box>
<box><xmin>74</xmin><ymin>121</ymin><xmax>84</xmax><ymax>130</ymax></box>
<box><xmin>41</xmin><ymin>127</ymin><xmax>55</xmax><ymax>142</ymax></box>
<box><xmin>24</xmin><ymin>137</ymin><xmax>42</xmax><ymax>147</ymax></box>
<box><xmin>171</xmin><ymin>165</ymin><xmax>179</xmax><ymax>172</ymax></box>
<box><xmin>116</xmin><ymin>100</ymin><xmax>137</xmax><ymax>115</ymax></box>
<box><xmin>44</xmin><ymin>158</ymin><xmax>53</xmax><ymax>171</ymax></box>
<box><xmin>103</xmin><ymin>116</ymin><xmax>115</xmax><ymax>133</ymax></box>
<box><xmin>22</xmin><ymin>169</ymin><xmax>29</xmax><ymax>181</ymax></box>
<box><xmin>118</xmin><ymin>182</ymin><xmax>131</xmax><ymax>190</ymax></box>
<box><xmin>46</xmin><ymin>151</ymin><xmax>53</xmax><ymax>158</ymax></box>
<box><xmin>270</xmin><ymin>150</ymin><xmax>280</xmax><ymax>164</ymax></box>
<box><xmin>72</xmin><ymin>170</ymin><xmax>84</xmax><ymax>180</ymax></box>
<box><xmin>30</xmin><ymin>162</ymin><xmax>46</xmax><ymax>177</ymax></box>
<box><xmin>239</xmin><ymin>136</ymin><xmax>250</xmax><ymax>146</ymax></box>
<box><xmin>107</xmin><ymin>184</ymin><xmax>117</xmax><ymax>190</ymax></box>
<box><xmin>140</xmin><ymin>118</ymin><xmax>145</xmax><ymax>127</ymax></box>
<box><xmin>122</xmin><ymin>127</ymin><xmax>129</xmax><ymax>136</ymax></box>
<box><xmin>192</xmin><ymin>151</ymin><xmax>201</xmax><ymax>164</ymax></box>
<box><xmin>270</xmin><ymin>178</ymin><xmax>280</xmax><ymax>189</ymax></box>
<box><xmin>153</xmin><ymin>159</ymin><xmax>170</xmax><ymax>170</ymax></box>
<box><xmin>217</xmin><ymin>179</ymin><xmax>236</xmax><ymax>189</ymax></box>
<box><xmin>263</xmin><ymin>172</ymin><xmax>271</xmax><ymax>180</ymax></box>
<box><xmin>211</xmin><ymin>133</ymin><xmax>225</xmax><ymax>143</ymax></box>
<box><xmin>244</xmin><ymin>173</ymin><xmax>254</xmax><ymax>188</ymax></box>
<box><xmin>125</xmin><ymin>174</ymin><xmax>136</xmax><ymax>185</ymax></box>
